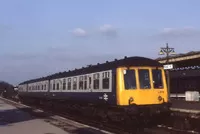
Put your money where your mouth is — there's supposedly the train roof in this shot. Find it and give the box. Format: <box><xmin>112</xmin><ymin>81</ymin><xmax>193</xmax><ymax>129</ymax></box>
<box><xmin>19</xmin><ymin>56</ymin><xmax>162</xmax><ymax>85</ymax></box>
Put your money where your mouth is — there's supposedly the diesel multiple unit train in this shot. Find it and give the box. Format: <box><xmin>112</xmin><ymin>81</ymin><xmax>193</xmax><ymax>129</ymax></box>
<box><xmin>18</xmin><ymin>56</ymin><xmax>171</xmax><ymax>120</ymax></box>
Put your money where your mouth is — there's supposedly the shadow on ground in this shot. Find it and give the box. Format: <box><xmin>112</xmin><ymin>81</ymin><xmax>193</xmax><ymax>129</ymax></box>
<box><xmin>0</xmin><ymin>101</ymin><xmax>49</xmax><ymax>127</ymax></box>
<box><xmin>0</xmin><ymin>108</ymin><xmax>38</xmax><ymax>127</ymax></box>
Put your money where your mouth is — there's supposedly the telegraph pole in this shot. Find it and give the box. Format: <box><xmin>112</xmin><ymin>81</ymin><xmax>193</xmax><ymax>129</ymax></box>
<box><xmin>159</xmin><ymin>43</ymin><xmax>176</xmax><ymax>101</ymax></box>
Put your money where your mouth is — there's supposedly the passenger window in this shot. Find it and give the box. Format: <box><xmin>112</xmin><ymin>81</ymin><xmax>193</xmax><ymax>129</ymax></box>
<box><xmin>138</xmin><ymin>69</ymin><xmax>151</xmax><ymax>89</ymax></box>
<box><xmin>79</xmin><ymin>76</ymin><xmax>84</xmax><ymax>90</ymax></box>
<box><xmin>67</xmin><ymin>78</ymin><xmax>71</xmax><ymax>90</ymax></box>
<box><xmin>53</xmin><ymin>83</ymin><xmax>55</xmax><ymax>90</ymax></box>
<box><xmin>123</xmin><ymin>69</ymin><xmax>137</xmax><ymax>89</ymax></box>
<box><xmin>56</xmin><ymin>83</ymin><xmax>59</xmax><ymax>90</ymax></box>
<box><xmin>84</xmin><ymin>75</ymin><xmax>87</xmax><ymax>90</ymax></box>
<box><xmin>152</xmin><ymin>69</ymin><xmax>163</xmax><ymax>89</ymax></box>
<box><xmin>103</xmin><ymin>72</ymin><xmax>110</xmax><ymax>89</ymax></box>
<box><xmin>89</xmin><ymin>76</ymin><xmax>92</xmax><ymax>89</ymax></box>
<box><xmin>73</xmin><ymin>77</ymin><xmax>77</xmax><ymax>90</ymax></box>
<box><xmin>93</xmin><ymin>73</ymin><xmax>100</xmax><ymax>89</ymax></box>
<box><xmin>63</xmin><ymin>79</ymin><xmax>66</xmax><ymax>90</ymax></box>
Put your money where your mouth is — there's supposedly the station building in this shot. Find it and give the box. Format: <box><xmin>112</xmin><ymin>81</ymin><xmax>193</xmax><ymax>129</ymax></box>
<box><xmin>156</xmin><ymin>51</ymin><xmax>200</xmax><ymax>100</ymax></box>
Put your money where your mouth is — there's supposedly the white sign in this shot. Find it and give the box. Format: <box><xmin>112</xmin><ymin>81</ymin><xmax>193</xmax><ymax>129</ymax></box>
<box><xmin>164</xmin><ymin>64</ymin><xmax>173</xmax><ymax>70</ymax></box>
<box><xmin>103</xmin><ymin>93</ymin><xmax>108</xmax><ymax>101</ymax></box>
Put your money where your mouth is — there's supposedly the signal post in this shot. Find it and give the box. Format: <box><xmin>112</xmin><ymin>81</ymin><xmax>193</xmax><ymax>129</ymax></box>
<box><xmin>159</xmin><ymin>43</ymin><xmax>176</xmax><ymax>101</ymax></box>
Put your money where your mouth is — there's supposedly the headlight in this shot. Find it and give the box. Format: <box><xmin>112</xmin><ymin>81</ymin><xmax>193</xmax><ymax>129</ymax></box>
<box><xmin>158</xmin><ymin>96</ymin><xmax>163</xmax><ymax>101</ymax></box>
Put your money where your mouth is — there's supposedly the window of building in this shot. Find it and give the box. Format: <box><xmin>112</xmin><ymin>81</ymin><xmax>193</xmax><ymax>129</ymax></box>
<box><xmin>63</xmin><ymin>79</ymin><xmax>66</xmax><ymax>90</ymax></box>
<box><xmin>79</xmin><ymin>76</ymin><xmax>84</xmax><ymax>90</ymax></box>
<box><xmin>42</xmin><ymin>85</ymin><xmax>43</xmax><ymax>90</ymax></box>
<box><xmin>138</xmin><ymin>69</ymin><xmax>151</xmax><ymax>89</ymax></box>
<box><xmin>93</xmin><ymin>73</ymin><xmax>100</xmax><ymax>89</ymax></box>
<box><xmin>152</xmin><ymin>69</ymin><xmax>163</xmax><ymax>89</ymax></box>
<box><xmin>123</xmin><ymin>69</ymin><xmax>137</xmax><ymax>89</ymax></box>
<box><xmin>67</xmin><ymin>78</ymin><xmax>71</xmax><ymax>90</ymax></box>
<box><xmin>103</xmin><ymin>72</ymin><xmax>110</xmax><ymax>89</ymax></box>
<box><xmin>44</xmin><ymin>84</ymin><xmax>46</xmax><ymax>90</ymax></box>
<box><xmin>73</xmin><ymin>77</ymin><xmax>77</xmax><ymax>90</ymax></box>
<box><xmin>57</xmin><ymin>83</ymin><xmax>59</xmax><ymax>90</ymax></box>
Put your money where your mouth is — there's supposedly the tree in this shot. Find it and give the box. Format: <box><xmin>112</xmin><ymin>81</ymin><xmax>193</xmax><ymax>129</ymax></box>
<box><xmin>0</xmin><ymin>81</ymin><xmax>16</xmax><ymax>98</ymax></box>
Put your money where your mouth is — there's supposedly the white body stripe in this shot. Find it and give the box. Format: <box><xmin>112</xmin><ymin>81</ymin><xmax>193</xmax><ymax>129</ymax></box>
<box><xmin>19</xmin><ymin>70</ymin><xmax>113</xmax><ymax>93</ymax></box>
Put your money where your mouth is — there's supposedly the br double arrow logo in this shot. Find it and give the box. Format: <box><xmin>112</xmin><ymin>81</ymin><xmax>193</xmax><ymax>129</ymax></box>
<box><xmin>103</xmin><ymin>93</ymin><xmax>108</xmax><ymax>101</ymax></box>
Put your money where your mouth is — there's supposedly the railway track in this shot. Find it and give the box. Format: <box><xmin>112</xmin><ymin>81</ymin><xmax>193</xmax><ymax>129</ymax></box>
<box><xmin>1</xmin><ymin>97</ymin><xmax>200</xmax><ymax>134</ymax></box>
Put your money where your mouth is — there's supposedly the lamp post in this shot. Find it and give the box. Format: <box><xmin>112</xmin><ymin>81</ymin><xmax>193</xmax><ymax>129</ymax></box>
<box><xmin>159</xmin><ymin>43</ymin><xmax>176</xmax><ymax>101</ymax></box>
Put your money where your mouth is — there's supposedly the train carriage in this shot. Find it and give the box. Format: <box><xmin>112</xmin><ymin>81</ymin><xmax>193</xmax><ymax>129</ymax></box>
<box><xmin>18</xmin><ymin>56</ymin><xmax>171</xmax><ymax>118</ymax></box>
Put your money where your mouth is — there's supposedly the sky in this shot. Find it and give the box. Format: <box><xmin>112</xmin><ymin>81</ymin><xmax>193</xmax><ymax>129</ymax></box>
<box><xmin>0</xmin><ymin>0</ymin><xmax>200</xmax><ymax>85</ymax></box>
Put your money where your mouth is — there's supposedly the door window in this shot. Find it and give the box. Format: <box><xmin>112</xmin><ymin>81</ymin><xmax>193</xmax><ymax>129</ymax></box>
<box><xmin>93</xmin><ymin>73</ymin><xmax>100</xmax><ymax>89</ymax></box>
<box><xmin>152</xmin><ymin>69</ymin><xmax>163</xmax><ymax>89</ymax></box>
<box><xmin>102</xmin><ymin>72</ymin><xmax>110</xmax><ymax>89</ymax></box>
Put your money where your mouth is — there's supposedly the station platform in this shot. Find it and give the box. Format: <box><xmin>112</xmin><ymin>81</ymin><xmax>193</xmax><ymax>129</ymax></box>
<box><xmin>0</xmin><ymin>97</ymin><xmax>113</xmax><ymax>134</ymax></box>
<box><xmin>0</xmin><ymin>99</ymin><xmax>69</xmax><ymax>134</ymax></box>
<box><xmin>170</xmin><ymin>99</ymin><xmax>200</xmax><ymax>114</ymax></box>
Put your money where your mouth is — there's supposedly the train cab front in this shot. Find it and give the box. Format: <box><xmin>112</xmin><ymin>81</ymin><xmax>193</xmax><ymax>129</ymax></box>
<box><xmin>116</xmin><ymin>67</ymin><xmax>171</xmax><ymax>116</ymax></box>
